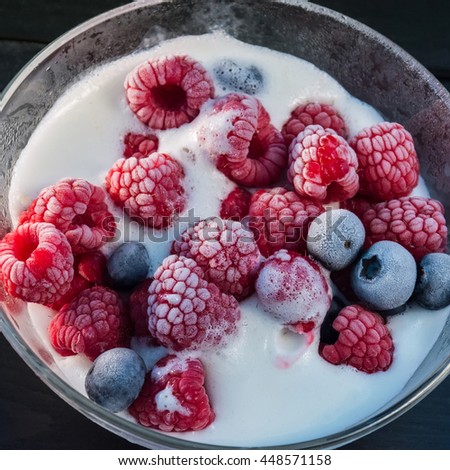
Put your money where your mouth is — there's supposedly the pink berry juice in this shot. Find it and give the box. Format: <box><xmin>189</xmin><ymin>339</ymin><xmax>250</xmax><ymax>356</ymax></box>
<box><xmin>7</xmin><ymin>33</ymin><xmax>450</xmax><ymax>446</ymax></box>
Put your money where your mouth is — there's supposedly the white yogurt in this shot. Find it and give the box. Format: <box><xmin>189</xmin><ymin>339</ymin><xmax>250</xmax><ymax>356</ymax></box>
<box><xmin>9</xmin><ymin>33</ymin><xmax>449</xmax><ymax>447</ymax></box>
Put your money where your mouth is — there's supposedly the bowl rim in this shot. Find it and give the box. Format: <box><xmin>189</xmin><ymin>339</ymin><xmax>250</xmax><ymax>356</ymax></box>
<box><xmin>1</xmin><ymin>0</ymin><xmax>450</xmax><ymax>450</ymax></box>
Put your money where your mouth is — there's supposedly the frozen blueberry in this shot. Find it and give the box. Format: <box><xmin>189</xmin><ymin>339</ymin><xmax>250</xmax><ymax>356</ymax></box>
<box><xmin>214</xmin><ymin>59</ymin><xmax>263</xmax><ymax>95</ymax></box>
<box><xmin>85</xmin><ymin>348</ymin><xmax>146</xmax><ymax>413</ymax></box>
<box><xmin>307</xmin><ymin>209</ymin><xmax>365</xmax><ymax>271</ymax></box>
<box><xmin>414</xmin><ymin>253</ymin><xmax>450</xmax><ymax>310</ymax></box>
<box><xmin>351</xmin><ymin>240</ymin><xmax>417</xmax><ymax>310</ymax></box>
<box><xmin>107</xmin><ymin>242</ymin><xmax>150</xmax><ymax>288</ymax></box>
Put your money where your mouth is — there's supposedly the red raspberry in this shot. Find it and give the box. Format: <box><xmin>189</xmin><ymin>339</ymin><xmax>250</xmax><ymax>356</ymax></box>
<box><xmin>220</xmin><ymin>187</ymin><xmax>252</xmax><ymax>221</ymax></box>
<box><xmin>288</xmin><ymin>125</ymin><xmax>359</xmax><ymax>203</ymax></box>
<box><xmin>48</xmin><ymin>272</ymin><xmax>91</xmax><ymax>311</ymax></box>
<box><xmin>172</xmin><ymin>218</ymin><xmax>262</xmax><ymax>300</ymax></box>
<box><xmin>19</xmin><ymin>178</ymin><xmax>115</xmax><ymax>254</ymax></box>
<box><xmin>0</xmin><ymin>223</ymin><xmax>74</xmax><ymax>306</ymax></box>
<box><xmin>282</xmin><ymin>102</ymin><xmax>347</xmax><ymax>146</ymax></box>
<box><xmin>125</xmin><ymin>55</ymin><xmax>214</xmax><ymax>130</ymax></box>
<box><xmin>129</xmin><ymin>278</ymin><xmax>153</xmax><ymax>337</ymax></box>
<box><xmin>320</xmin><ymin>305</ymin><xmax>394</xmax><ymax>374</ymax></box>
<box><xmin>199</xmin><ymin>93</ymin><xmax>287</xmax><ymax>186</ymax></box>
<box><xmin>350</xmin><ymin>122</ymin><xmax>419</xmax><ymax>200</ymax></box>
<box><xmin>248</xmin><ymin>187</ymin><xmax>324</xmax><ymax>257</ymax></box>
<box><xmin>105</xmin><ymin>153</ymin><xmax>186</xmax><ymax>229</ymax></box>
<box><xmin>49</xmin><ymin>286</ymin><xmax>130</xmax><ymax>361</ymax></box>
<box><xmin>340</xmin><ymin>196</ymin><xmax>374</xmax><ymax>220</ymax></box>
<box><xmin>256</xmin><ymin>250</ymin><xmax>332</xmax><ymax>328</ymax></box>
<box><xmin>77</xmin><ymin>251</ymin><xmax>107</xmax><ymax>284</ymax></box>
<box><xmin>129</xmin><ymin>354</ymin><xmax>214</xmax><ymax>432</ymax></box>
<box><xmin>148</xmin><ymin>255</ymin><xmax>240</xmax><ymax>351</ymax></box>
<box><xmin>123</xmin><ymin>132</ymin><xmax>159</xmax><ymax>159</ymax></box>
<box><xmin>362</xmin><ymin>197</ymin><xmax>448</xmax><ymax>260</ymax></box>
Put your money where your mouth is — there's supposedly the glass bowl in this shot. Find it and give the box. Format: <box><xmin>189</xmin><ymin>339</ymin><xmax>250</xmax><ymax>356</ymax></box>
<box><xmin>1</xmin><ymin>0</ymin><xmax>450</xmax><ymax>450</ymax></box>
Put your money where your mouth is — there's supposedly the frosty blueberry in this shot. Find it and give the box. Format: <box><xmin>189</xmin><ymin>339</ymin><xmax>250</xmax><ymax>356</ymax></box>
<box><xmin>307</xmin><ymin>209</ymin><xmax>365</xmax><ymax>270</ymax></box>
<box><xmin>414</xmin><ymin>253</ymin><xmax>450</xmax><ymax>310</ymax></box>
<box><xmin>214</xmin><ymin>59</ymin><xmax>263</xmax><ymax>95</ymax></box>
<box><xmin>85</xmin><ymin>348</ymin><xmax>146</xmax><ymax>413</ymax></box>
<box><xmin>107</xmin><ymin>242</ymin><xmax>150</xmax><ymax>288</ymax></box>
<box><xmin>351</xmin><ymin>240</ymin><xmax>416</xmax><ymax>310</ymax></box>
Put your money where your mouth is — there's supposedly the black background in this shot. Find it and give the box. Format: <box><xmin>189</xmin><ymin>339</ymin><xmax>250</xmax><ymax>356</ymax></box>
<box><xmin>0</xmin><ymin>0</ymin><xmax>449</xmax><ymax>449</ymax></box>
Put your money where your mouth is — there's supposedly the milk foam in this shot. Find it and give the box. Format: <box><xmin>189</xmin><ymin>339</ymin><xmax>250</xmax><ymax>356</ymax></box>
<box><xmin>9</xmin><ymin>32</ymin><xmax>449</xmax><ymax>447</ymax></box>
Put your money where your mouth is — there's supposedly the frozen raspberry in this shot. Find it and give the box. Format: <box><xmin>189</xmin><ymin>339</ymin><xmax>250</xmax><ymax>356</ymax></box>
<box><xmin>49</xmin><ymin>286</ymin><xmax>130</xmax><ymax>361</ymax></box>
<box><xmin>105</xmin><ymin>152</ymin><xmax>186</xmax><ymax>229</ymax></box>
<box><xmin>220</xmin><ymin>187</ymin><xmax>252</xmax><ymax>221</ymax></box>
<box><xmin>362</xmin><ymin>197</ymin><xmax>447</xmax><ymax>260</ymax></box>
<box><xmin>19</xmin><ymin>178</ymin><xmax>115</xmax><ymax>254</ymax></box>
<box><xmin>129</xmin><ymin>354</ymin><xmax>214</xmax><ymax>432</ymax></box>
<box><xmin>350</xmin><ymin>122</ymin><xmax>419</xmax><ymax>200</ymax></box>
<box><xmin>320</xmin><ymin>305</ymin><xmax>394</xmax><ymax>374</ymax></box>
<box><xmin>129</xmin><ymin>278</ymin><xmax>153</xmax><ymax>337</ymax></box>
<box><xmin>123</xmin><ymin>132</ymin><xmax>159</xmax><ymax>159</ymax></box>
<box><xmin>125</xmin><ymin>55</ymin><xmax>214</xmax><ymax>130</ymax></box>
<box><xmin>288</xmin><ymin>125</ymin><xmax>359</xmax><ymax>203</ymax></box>
<box><xmin>148</xmin><ymin>255</ymin><xmax>240</xmax><ymax>351</ymax></box>
<box><xmin>341</xmin><ymin>196</ymin><xmax>374</xmax><ymax>220</ymax></box>
<box><xmin>248</xmin><ymin>187</ymin><xmax>324</xmax><ymax>257</ymax></box>
<box><xmin>199</xmin><ymin>93</ymin><xmax>287</xmax><ymax>186</ymax></box>
<box><xmin>48</xmin><ymin>272</ymin><xmax>91</xmax><ymax>311</ymax></box>
<box><xmin>0</xmin><ymin>223</ymin><xmax>74</xmax><ymax>306</ymax></box>
<box><xmin>256</xmin><ymin>250</ymin><xmax>332</xmax><ymax>328</ymax></box>
<box><xmin>282</xmin><ymin>102</ymin><xmax>347</xmax><ymax>146</ymax></box>
<box><xmin>77</xmin><ymin>251</ymin><xmax>107</xmax><ymax>284</ymax></box>
<box><xmin>172</xmin><ymin>217</ymin><xmax>261</xmax><ymax>300</ymax></box>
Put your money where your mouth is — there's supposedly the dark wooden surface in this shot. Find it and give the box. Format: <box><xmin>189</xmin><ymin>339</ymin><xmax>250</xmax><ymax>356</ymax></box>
<box><xmin>1</xmin><ymin>0</ymin><xmax>449</xmax><ymax>450</ymax></box>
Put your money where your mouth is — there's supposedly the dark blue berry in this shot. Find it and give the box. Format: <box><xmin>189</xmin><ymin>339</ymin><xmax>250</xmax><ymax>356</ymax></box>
<box><xmin>214</xmin><ymin>59</ymin><xmax>263</xmax><ymax>95</ymax></box>
<box><xmin>307</xmin><ymin>209</ymin><xmax>365</xmax><ymax>271</ymax></box>
<box><xmin>107</xmin><ymin>242</ymin><xmax>150</xmax><ymax>288</ymax></box>
<box><xmin>414</xmin><ymin>253</ymin><xmax>450</xmax><ymax>310</ymax></box>
<box><xmin>85</xmin><ymin>348</ymin><xmax>146</xmax><ymax>413</ymax></box>
<box><xmin>351</xmin><ymin>240</ymin><xmax>416</xmax><ymax>310</ymax></box>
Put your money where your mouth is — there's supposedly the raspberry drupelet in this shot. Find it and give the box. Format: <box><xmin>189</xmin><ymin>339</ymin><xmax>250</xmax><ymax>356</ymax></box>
<box><xmin>105</xmin><ymin>152</ymin><xmax>186</xmax><ymax>229</ymax></box>
<box><xmin>350</xmin><ymin>122</ymin><xmax>419</xmax><ymax>200</ymax></box>
<box><xmin>282</xmin><ymin>102</ymin><xmax>347</xmax><ymax>146</ymax></box>
<box><xmin>320</xmin><ymin>305</ymin><xmax>394</xmax><ymax>374</ymax></box>
<box><xmin>125</xmin><ymin>55</ymin><xmax>215</xmax><ymax>130</ymax></box>
<box><xmin>19</xmin><ymin>178</ymin><xmax>115</xmax><ymax>254</ymax></box>
<box><xmin>199</xmin><ymin>93</ymin><xmax>287</xmax><ymax>186</ymax></box>
<box><xmin>288</xmin><ymin>125</ymin><xmax>359</xmax><ymax>203</ymax></box>
<box><xmin>129</xmin><ymin>354</ymin><xmax>215</xmax><ymax>432</ymax></box>
<box><xmin>172</xmin><ymin>217</ymin><xmax>262</xmax><ymax>300</ymax></box>
<box><xmin>0</xmin><ymin>222</ymin><xmax>74</xmax><ymax>306</ymax></box>
<box><xmin>248</xmin><ymin>187</ymin><xmax>324</xmax><ymax>257</ymax></box>
<box><xmin>148</xmin><ymin>255</ymin><xmax>240</xmax><ymax>351</ymax></box>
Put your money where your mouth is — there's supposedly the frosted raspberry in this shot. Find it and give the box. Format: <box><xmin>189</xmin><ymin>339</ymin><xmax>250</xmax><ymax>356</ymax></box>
<box><xmin>362</xmin><ymin>197</ymin><xmax>448</xmax><ymax>260</ymax></box>
<box><xmin>199</xmin><ymin>93</ymin><xmax>287</xmax><ymax>186</ymax></box>
<box><xmin>48</xmin><ymin>272</ymin><xmax>91</xmax><ymax>311</ymax></box>
<box><xmin>129</xmin><ymin>354</ymin><xmax>214</xmax><ymax>432</ymax></box>
<box><xmin>282</xmin><ymin>102</ymin><xmax>347</xmax><ymax>146</ymax></box>
<box><xmin>105</xmin><ymin>152</ymin><xmax>186</xmax><ymax>229</ymax></box>
<box><xmin>0</xmin><ymin>223</ymin><xmax>74</xmax><ymax>306</ymax></box>
<box><xmin>49</xmin><ymin>286</ymin><xmax>130</xmax><ymax>361</ymax></box>
<box><xmin>123</xmin><ymin>132</ymin><xmax>159</xmax><ymax>159</ymax></box>
<box><xmin>248</xmin><ymin>187</ymin><xmax>324</xmax><ymax>257</ymax></box>
<box><xmin>350</xmin><ymin>122</ymin><xmax>419</xmax><ymax>200</ymax></box>
<box><xmin>19</xmin><ymin>178</ymin><xmax>115</xmax><ymax>254</ymax></box>
<box><xmin>129</xmin><ymin>278</ymin><xmax>153</xmax><ymax>337</ymax></box>
<box><xmin>125</xmin><ymin>55</ymin><xmax>214</xmax><ymax>130</ymax></box>
<box><xmin>220</xmin><ymin>187</ymin><xmax>252</xmax><ymax>221</ymax></box>
<box><xmin>148</xmin><ymin>255</ymin><xmax>240</xmax><ymax>351</ymax></box>
<box><xmin>288</xmin><ymin>125</ymin><xmax>359</xmax><ymax>202</ymax></box>
<box><xmin>341</xmin><ymin>196</ymin><xmax>374</xmax><ymax>220</ymax></box>
<box><xmin>320</xmin><ymin>305</ymin><xmax>394</xmax><ymax>374</ymax></box>
<box><xmin>256</xmin><ymin>250</ymin><xmax>332</xmax><ymax>329</ymax></box>
<box><xmin>172</xmin><ymin>217</ymin><xmax>261</xmax><ymax>300</ymax></box>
